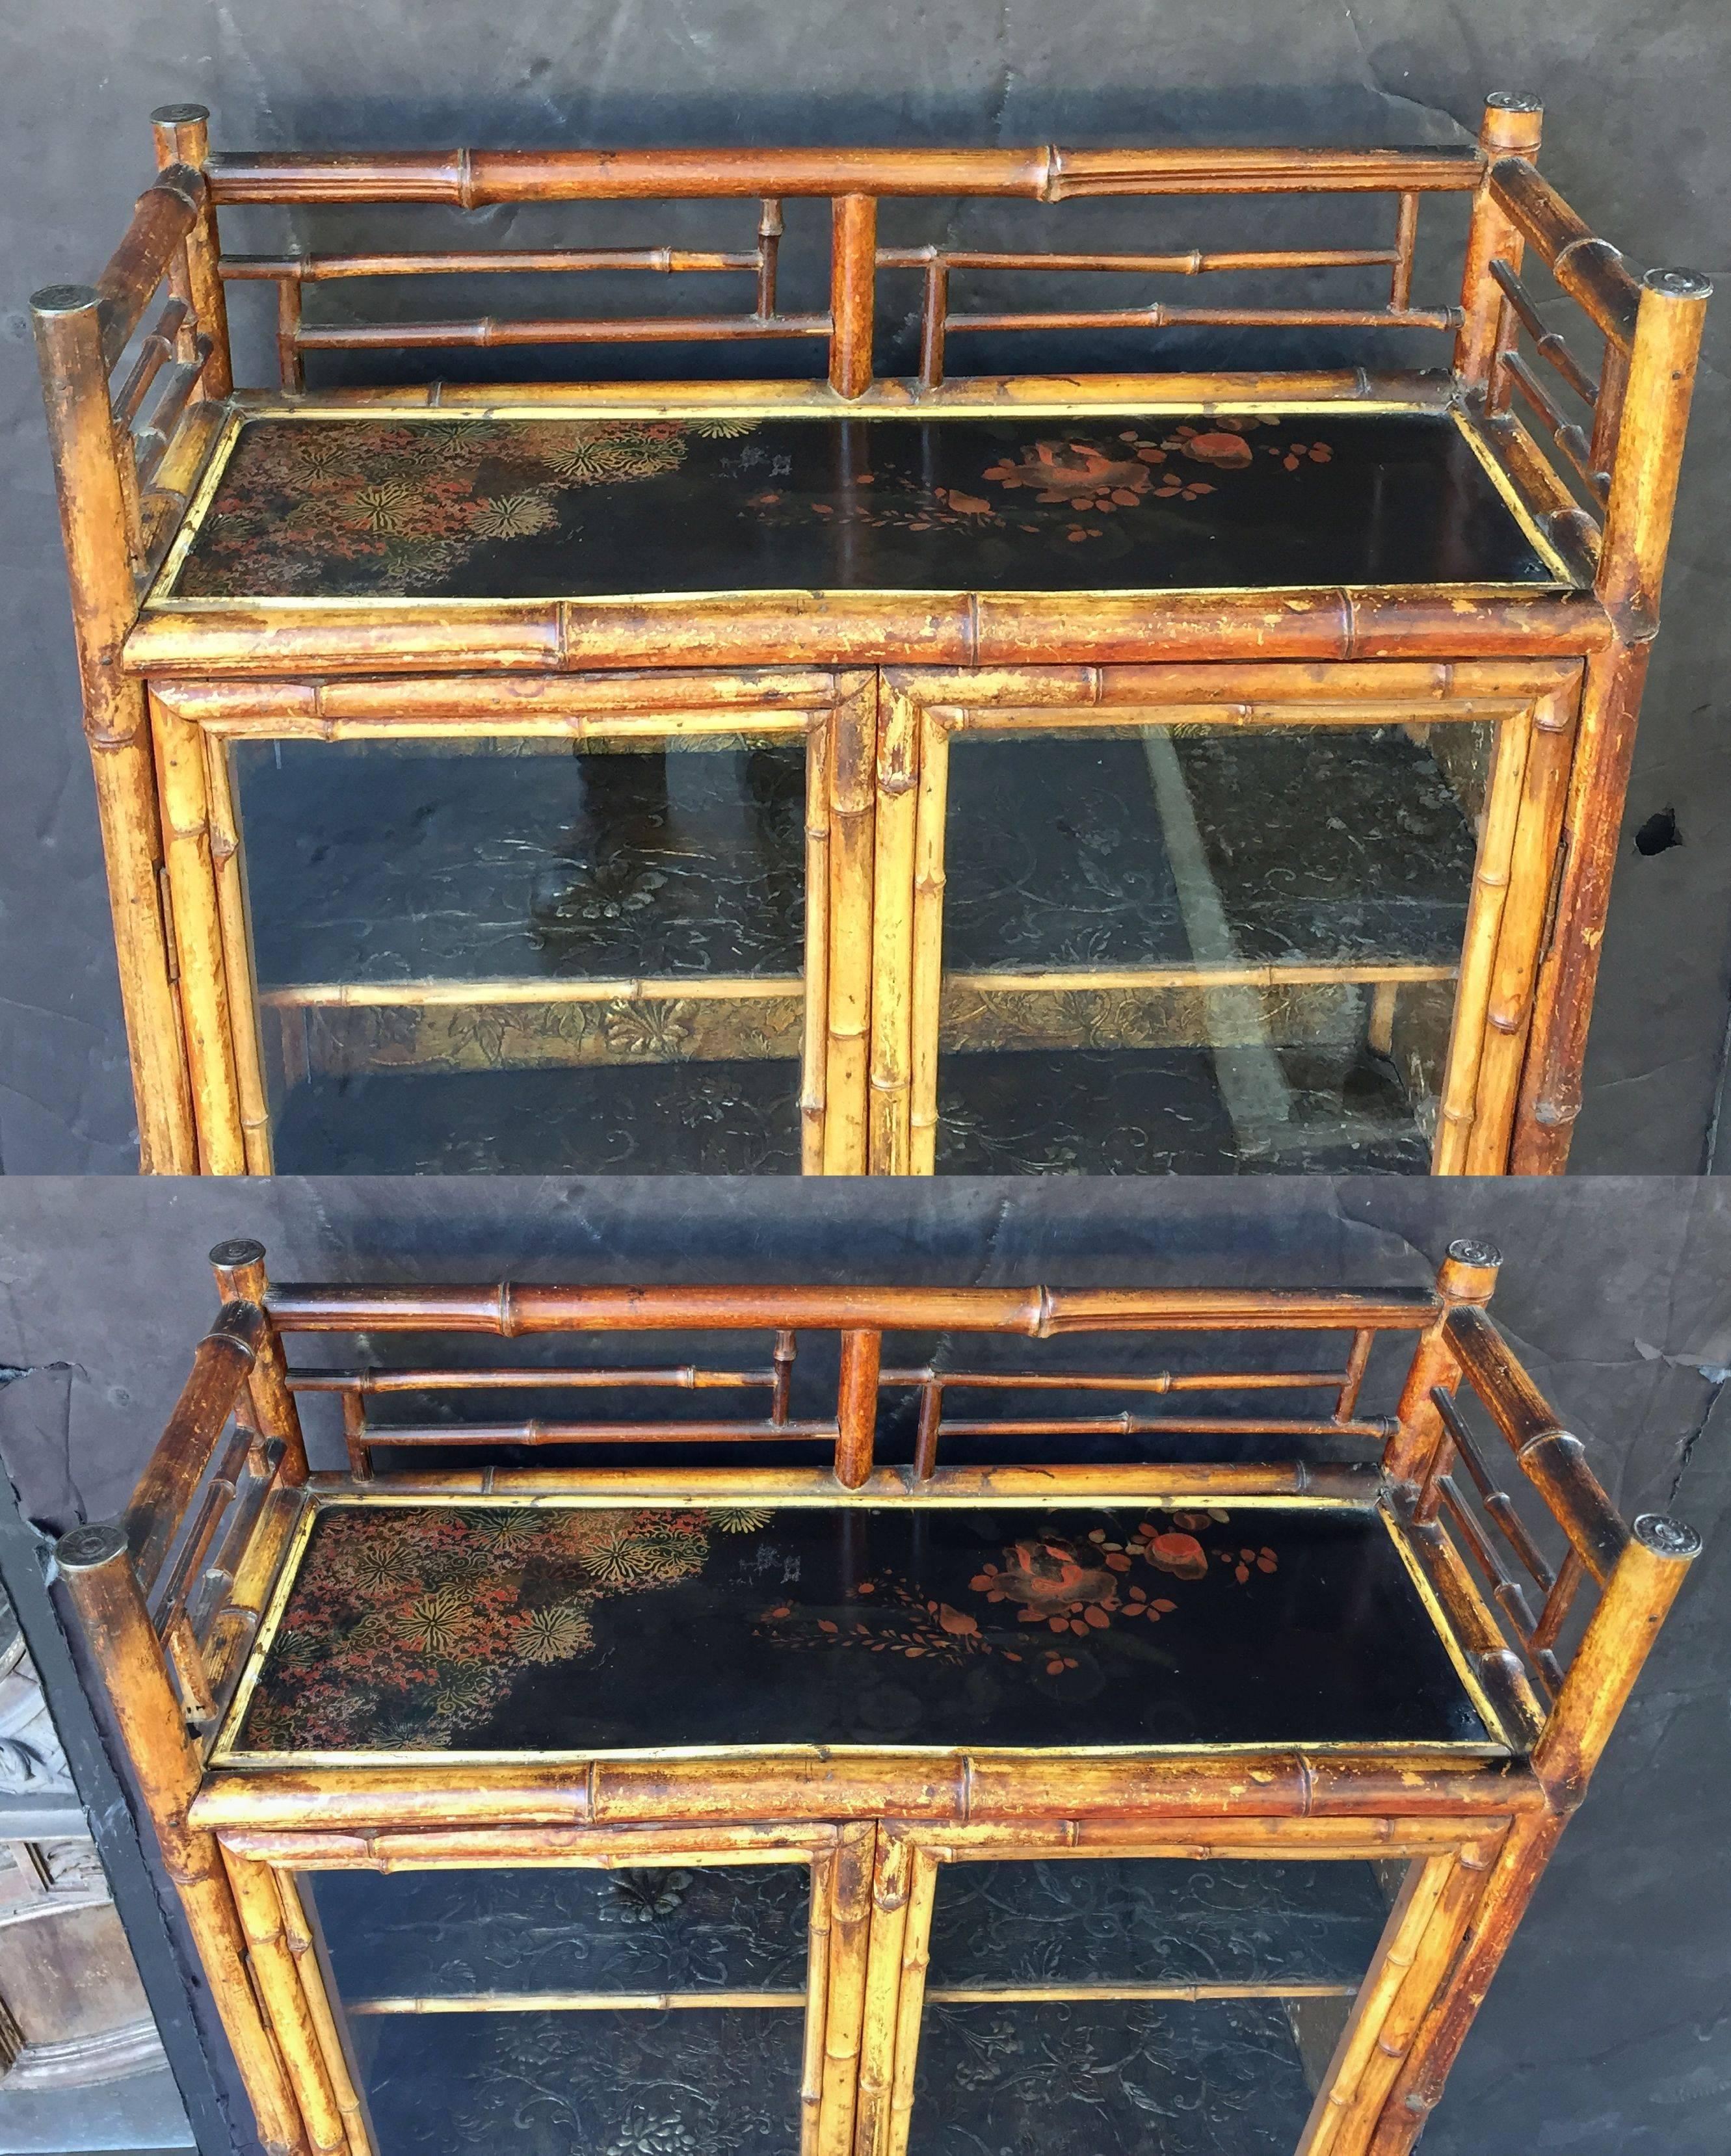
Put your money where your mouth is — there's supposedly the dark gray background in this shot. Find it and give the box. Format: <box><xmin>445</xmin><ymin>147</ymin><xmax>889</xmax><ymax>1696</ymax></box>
<box><xmin>0</xmin><ymin>0</ymin><xmax>1727</xmax><ymax>1172</ymax></box>
<box><xmin>0</xmin><ymin>1176</ymin><xmax>1726</xmax><ymax>2155</ymax></box>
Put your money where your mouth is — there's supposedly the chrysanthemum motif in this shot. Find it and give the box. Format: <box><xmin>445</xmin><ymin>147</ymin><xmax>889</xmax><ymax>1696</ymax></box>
<box><xmin>346</xmin><ymin>1542</ymin><xmax>412</xmax><ymax>1592</ymax></box>
<box><xmin>544</xmin><ymin>425</ymin><xmax>687</xmax><ymax>484</ymax></box>
<box><xmin>711</xmin><ymin>1508</ymin><xmax>772</xmax><ymax>1532</ymax></box>
<box><xmin>429</xmin><ymin>1669</ymin><xmax>491</xmax><ymax>1721</ymax></box>
<box><xmin>294</xmin><ymin>432</ymin><xmax>352</xmax><ymax>475</ymax></box>
<box><xmin>468</xmin><ymin>490</ymin><xmax>558</xmax><ymax>540</ymax></box>
<box><xmin>471</xmin><ymin>1509</ymin><xmax>539</xmax><ymax>1552</ymax></box>
<box><xmin>603</xmin><ymin>999</ymin><xmax>696</xmax><ymax>1059</ymax></box>
<box><xmin>688</xmin><ymin>417</ymin><xmax>757</xmax><ymax>438</ymax></box>
<box><xmin>512</xmin><ymin>1601</ymin><xmax>594</xmax><ymax>1664</ymax></box>
<box><xmin>347</xmin><ymin>480</ymin><xmax>419</xmax><ymax>532</ymax></box>
<box><xmin>388</xmin><ymin>1586</ymin><xmax>476</xmax><ymax>1655</ymax></box>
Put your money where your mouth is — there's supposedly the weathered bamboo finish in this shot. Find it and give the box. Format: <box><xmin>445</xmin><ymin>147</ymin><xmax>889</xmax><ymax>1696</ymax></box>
<box><xmin>32</xmin><ymin>99</ymin><xmax>1709</xmax><ymax>1177</ymax></box>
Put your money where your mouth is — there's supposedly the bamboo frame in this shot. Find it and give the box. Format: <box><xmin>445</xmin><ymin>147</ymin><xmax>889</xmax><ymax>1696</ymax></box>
<box><xmin>33</xmin><ymin>100</ymin><xmax>1706</xmax><ymax>1179</ymax></box>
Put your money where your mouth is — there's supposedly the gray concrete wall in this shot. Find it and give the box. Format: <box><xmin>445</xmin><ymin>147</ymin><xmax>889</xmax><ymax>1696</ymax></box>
<box><xmin>0</xmin><ymin>0</ymin><xmax>1726</xmax><ymax>1170</ymax></box>
<box><xmin>0</xmin><ymin>1176</ymin><xmax>1726</xmax><ymax>2155</ymax></box>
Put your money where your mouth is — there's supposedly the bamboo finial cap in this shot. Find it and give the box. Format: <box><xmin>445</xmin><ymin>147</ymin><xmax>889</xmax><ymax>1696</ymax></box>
<box><xmin>1446</xmin><ymin>1237</ymin><xmax>1502</xmax><ymax>1269</ymax></box>
<box><xmin>1486</xmin><ymin>92</ymin><xmax>1544</xmax><ymax>113</ymax></box>
<box><xmin>151</xmin><ymin>102</ymin><xmax>210</xmax><ymax>125</ymax></box>
<box><xmin>30</xmin><ymin>283</ymin><xmax>100</xmax><ymax>318</ymax></box>
<box><xmin>55</xmin><ymin>1521</ymin><xmax>129</xmax><ymax>1571</ymax></box>
<box><xmin>1632</xmin><ymin>1513</ymin><xmax>1702</xmax><ymax>1561</ymax></box>
<box><xmin>210</xmin><ymin>1237</ymin><xmax>267</xmax><ymax>1268</ymax></box>
<box><xmin>1644</xmin><ymin>267</ymin><xmax>1713</xmax><ymax>302</ymax></box>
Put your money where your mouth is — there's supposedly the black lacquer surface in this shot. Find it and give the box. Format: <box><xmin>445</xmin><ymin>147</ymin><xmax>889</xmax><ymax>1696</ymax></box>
<box><xmin>231</xmin><ymin>1503</ymin><xmax>1489</xmax><ymax>1757</ymax></box>
<box><xmin>925</xmin><ymin>1857</ymin><xmax>1390</xmax><ymax>1988</ymax></box>
<box><xmin>309</xmin><ymin>1863</ymin><xmax>811</xmax><ymax>2001</ymax></box>
<box><xmin>172</xmin><ymin>412</ymin><xmax>1552</xmax><ymax>599</ymax></box>
<box><xmin>358</xmin><ymin>2006</ymin><xmax>803</xmax><ymax>2156</ymax></box>
<box><xmin>908</xmin><ymin>1998</ymin><xmax>1317</xmax><ymax>2156</ymax></box>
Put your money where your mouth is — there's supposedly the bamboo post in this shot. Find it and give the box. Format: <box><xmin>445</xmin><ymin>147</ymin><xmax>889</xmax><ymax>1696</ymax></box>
<box><xmin>211</xmin><ymin>1239</ymin><xmax>311</xmax><ymax>1485</ymax></box>
<box><xmin>801</xmin><ymin>1843</ymin><xmax>836</xmax><ymax>2156</ymax></box>
<box><xmin>221</xmin><ymin>1850</ymin><xmax>348</xmax><ymax>2156</ymax></box>
<box><xmin>1431</xmin><ymin>706</ymin><xmax>1533</xmax><ymax>1174</ymax></box>
<box><xmin>1463</xmin><ymin>689</ymin><xmax>1575</xmax><ymax>1172</ymax></box>
<box><xmin>908</xmin><ymin>706</ymin><xmax>951</xmax><ymax>1176</ymax></box>
<box><xmin>151</xmin><ymin>687</ymin><xmax>246</xmax><ymax>1171</ymax></box>
<box><xmin>1384</xmin><ymin>1240</ymin><xmax>1500</xmax><ymax>1491</ymax></box>
<box><xmin>203</xmin><ymin>730</ymin><xmax>272</xmax><ymax>1170</ymax></box>
<box><xmin>835</xmin><ymin>1329</ymin><xmax>880</xmax><ymax>1489</ymax></box>
<box><xmin>53</xmin><ymin>1524</ymin><xmax>311</xmax><ymax>2156</ymax></box>
<box><xmin>829</xmin><ymin>195</ymin><xmax>877</xmax><ymax>398</ymax></box>
<box><xmin>276</xmin><ymin>1872</ymin><xmax>374</xmax><ymax>2156</ymax></box>
<box><xmin>802</xmin><ymin>711</ymin><xmax>832</xmax><ymax>1172</ymax></box>
<box><xmin>1454</xmin><ymin>96</ymin><xmax>1542</xmax><ymax>396</ymax></box>
<box><xmin>823</xmin><ymin>677</ymin><xmax>877</xmax><ymax>1172</ymax></box>
<box><xmin>869</xmin><ymin>683</ymin><xmax>919</xmax><ymax>1172</ymax></box>
<box><xmin>854</xmin><ymin>1826</ymin><xmax>912</xmax><ymax>2156</ymax></box>
<box><xmin>31</xmin><ymin>283</ymin><xmax>196</xmax><ymax>1172</ymax></box>
<box><xmin>150</xmin><ymin>104</ymin><xmax>233</xmax><ymax>396</ymax></box>
<box><xmin>886</xmin><ymin>1848</ymin><xmax>937</xmax><ymax>2156</ymax></box>
<box><xmin>819</xmin><ymin>1822</ymin><xmax>874</xmax><ymax>2156</ymax></box>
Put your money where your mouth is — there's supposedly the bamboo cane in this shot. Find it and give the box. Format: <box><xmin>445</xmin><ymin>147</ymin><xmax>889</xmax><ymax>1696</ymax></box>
<box><xmin>1454</xmin><ymin>97</ymin><xmax>1542</xmax><ymax>396</ymax></box>
<box><xmin>823</xmin><ymin>677</ymin><xmax>877</xmax><ymax>1171</ymax></box>
<box><xmin>908</xmin><ymin>708</ymin><xmax>951</xmax><ymax>1174</ymax></box>
<box><xmin>869</xmin><ymin>681</ymin><xmax>919</xmax><ymax>1171</ymax></box>
<box><xmin>211</xmin><ymin>1240</ymin><xmax>311</xmax><ymax>1485</ymax></box>
<box><xmin>802</xmin><ymin>1843</ymin><xmax>836</xmax><ymax>2156</ymax></box>
<box><xmin>274</xmin><ymin>1872</ymin><xmax>374</xmax><ymax>2156</ymax></box>
<box><xmin>202</xmin><ymin>730</ymin><xmax>272</xmax><ymax>1170</ymax></box>
<box><xmin>150</xmin><ymin>105</ymin><xmax>233</xmax><ymax>397</ymax></box>
<box><xmin>854</xmin><ymin>1826</ymin><xmax>912</xmax><ymax>2156</ymax></box>
<box><xmin>834</xmin><ymin>1330</ymin><xmax>880</xmax><ymax>1489</ymax></box>
<box><xmin>830</xmin><ymin>195</ymin><xmax>877</xmax><ymax>399</ymax></box>
<box><xmin>53</xmin><ymin>1525</ymin><xmax>311</xmax><ymax>2155</ymax></box>
<box><xmin>150</xmin><ymin>689</ymin><xmax>245</xmax><ymax>1171</ymax></box>
<box><xmin>1384</xmin><ymin>1241</ymin><xmax>1500</xmax><ymax>1490</ymax></box>
<box><xmin>802</xmin><ymin>711</ymin><xmax>832</xmax><ymax>1170</ymax></box>
<box><xmin>819</xmin><ymin>1823</ymin><xmax>874</xmax><ymax>2156</ymax></box>
<box><xmin>220</xmin><ymin>1849</ymin><xmax>349</xmax><ymax>2155</ymax></box>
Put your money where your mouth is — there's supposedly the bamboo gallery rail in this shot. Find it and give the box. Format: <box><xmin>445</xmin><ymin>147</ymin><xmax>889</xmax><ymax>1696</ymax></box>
<box><xmin>27</xmin><ymin>94</ymin><xmax>1711</xmax><ymax>1178</ymax></box>
<box><xmin>53</xmin><ymin>1237</ymin><xmax>1698</xmax><ymax>2156</ymax></box>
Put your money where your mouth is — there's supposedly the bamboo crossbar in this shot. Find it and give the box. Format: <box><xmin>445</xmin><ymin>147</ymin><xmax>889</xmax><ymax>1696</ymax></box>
<box><xmin>1487</xmin><ymin>158</ymin><xmax>1643</xmax><ymax>349</ymax></box>
<box><xmin>346</xmin><ymin>1988</ymin><xmax>805</xmax><ymax>2013</ymax></box>
<box><xmin>290</xmin><ymin>1363</ymin><xmax>782</xmax><ymax>1392</ymax></box>
<box><xmin>1487</xmin><ymin>258</ymin><xmax>1602</xmax><ymax>408</ymax></box>
<box><xmin>293</xmin><ymin>312</ymin><xmax>828</xmax><ymax>350</ymax></box>
<box><xmin>94</xmin><ymin>164</ymin><xmax>206</xmax><ymax>371</ymax></box>
<box><xmin>945</xmin><ymin>304</ymin><xmax>1459</xmax><ymax>334</ymax></box>
<box><xmin>223</xmin><ymin>247</ymin><xmax>768</xmax><ymax>280</ymax></box>
<box><xmin>125</xmin><ymin>1299</ymin><xmax>263</xmax><ymax>1594</ymax></box>
<box><xmin>879</xmin><ymin>1366</ymin><xmax>1356</xmax><ymax>1392</ymax></box>
<box><xmin>349</xmin><ymin>1418</ymin><xmax>836</xmax><ymax>1447</ymax></box>
<box><xmin>876</xmin><ymin>245</ymin><xmax>1405</xmax><ymax>274</ymax></box>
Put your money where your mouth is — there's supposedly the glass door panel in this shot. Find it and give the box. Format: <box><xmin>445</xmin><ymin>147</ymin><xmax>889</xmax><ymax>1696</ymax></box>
<box><xmin>231</xmin><ymin>730</ymin><xmax>813</xmax><ymax>1173</ymax></box>
<box><xmin>928</xmin><ymin>720</ymin><xmax>1493</xmax><ymax>1176</ymax></box>
<box><xmin>909</xmin><ymin>1855</ymin><xmax>1401</xmax><ymax>2156</ymax></box>
<box><xmin>303</xmin><ymin>1863</ymin><xmax>813</xmax><ymax>2156</ymax></box>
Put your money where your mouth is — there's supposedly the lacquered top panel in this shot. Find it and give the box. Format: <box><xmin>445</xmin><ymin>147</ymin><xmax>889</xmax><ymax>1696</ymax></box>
<box><xmin>227</xmin><ymin>1501</ymin><xmax>1490</xmax><ymax>1759</ymax></box>
<box><xmin>168</xmin><ymin>411</ymin><xmax>1553</xmax><ymax>600</ymax></box>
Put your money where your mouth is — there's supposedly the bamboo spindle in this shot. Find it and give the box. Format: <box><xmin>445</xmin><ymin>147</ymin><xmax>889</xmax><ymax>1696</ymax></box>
<box><xmin>1431</xmin><ymin>705</ymin><xmax>1533</xmax><ymax>1173</ymax></box>
<box><xmin>30</xmin><ymin>285</ymin><xmax>196</xmax><ymax>1172</ymax></box>
<box><xmin>835</xmin><ymin>1329</ymin><xmax>880</xmax><ymax>1490</ymax></box>
<box><xmin>220</xmin><ymin>1850</ymin><xmax>348</xmax><ymax>2155</ymax></box>
<box><xmin>1454</xmin><ymin>95</ymin><xmax>1542</xmax><ymax>395</ymax></box>
<box><xmin>150</xmin><ymin>689</ymin><xmax>245</xmax><ymax>1171</ymax></box>
<box><xmin>1384</xmin><ymin>1240</ymin><xmax>1500</xmax><ymax>1491</ymax></box>
<box><xmin>869</xmin><ymin>685</ymin><xmax>919</xmax><ymax>1172</ymax></box>
<box><xmin>1532</xmin><ymin>1510</ymin><xmax>1700</xmax><ymax>1806</ymax></box>
<box><xmin>854</xmin><ymin>1828</ymin><xmax>913</xmax><ymax>2156</ymax></box>
<box><xmin>211</xmin><ymin>1240</ymin><xmax>311</xmax><ymax>1486</ymax></box>
<box><xmin>202</xmin><ymin>732</ymin><xmax>272</xmax><ymax>1170</ymax></box>
<box><xmin>1595</xmin><ymin>267</ymin><xmax>1712</xmax><ymax>633</ymax></box>
<box><xmin>277</xmin><ymin>278</ymin><xmax>306</xmax><ymax>392</ymax></box>
<box><xmin>1464</xmin><ymin>688</ymin><xmax>1576</xmax><ymax>1172</ymax></box>
<box><xmin>829</xmin><ymin>194</ymin><xmax>877</xmax><ymax>398</ymax></box>
<box><xmin>818</xmin><ymin>1823</ymin><xmax>874</xmax><ymax>2156</ymax></box>
<box><xmin>275</xmin><ymin>1872</ymin><xmax>373</xmax><ymax>2156</ymax></box>
<box><xmin>150</xmin><ymin>103</ymin><xmax>233</xmax><ymax>396</ymax></box>
<box><xmin>53</xmin><ymin>1525</ymin><xmax>311</xmax><ymax>2156</ymax></box>
<box><xmin>822</xmin><ymin>679</ymin><xmax>876</xmax><ymax>1171</ymax></box>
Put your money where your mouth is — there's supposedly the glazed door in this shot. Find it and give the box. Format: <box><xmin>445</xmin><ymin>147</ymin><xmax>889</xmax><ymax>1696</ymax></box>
<box><xmin>285</xmin><ymin>1834</ymin><xmax>867</xmax><ymax>2156</ymax></box>
<box><xmin>869</xmin><ymin>664</ymin><xmax>1580</xmax><ymax>1176</ymax></box>
<box><xmin>153</xmin><ymin>670</ymin><xmax>876</xmax><ymax>1174</ymax></box>
<box><xmin>862</xmin><ymin>1841</ymin><xmax>1478</xmax><ymax>2156</ymax></box>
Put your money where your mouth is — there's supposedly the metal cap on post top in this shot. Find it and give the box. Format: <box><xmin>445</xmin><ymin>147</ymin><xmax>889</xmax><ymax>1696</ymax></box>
<box><xmin>1438</xmin><ymin>1237</ymin><xmax>1501</xmax><ymax>1305</ymax></box>
<box><xmin>53</xmin><ymin>1522</ymin><xmax>131</xmax><ymax>1575</ymax></box>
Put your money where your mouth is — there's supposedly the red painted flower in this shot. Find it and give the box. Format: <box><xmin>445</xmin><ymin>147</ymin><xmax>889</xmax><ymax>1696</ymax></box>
<box><xmin>1146</xmin><ymin>1531</ymin><xmax>1210</xmax><ymax>1580</ymax></box>
<box><xmin>970</xmin><ymin>1537</ymin><xmax>1117</xmax><ymax>1613</ymax></box>
<box><xmin>982</xmin><ymin>440</ymin><xmax>1160</xmax><ymax>512</ymax></box>
<box><xmin>1175</xmin><ymin>428</ymin><xmax>1254</xmax><ymax>468</ymax></box>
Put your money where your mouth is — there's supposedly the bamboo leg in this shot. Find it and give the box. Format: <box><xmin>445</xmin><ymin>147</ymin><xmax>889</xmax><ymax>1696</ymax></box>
<box><xmin>886</xmin><ymin>1849</ymin><xmax>938</xmax><ymax>2156</ymax></box>
<box><xmin>209</xmin><ymin>1239</ymin><xmax>311</xmax><ymax>1486</ymax></box>
<box><xmin>222</xmin><ymin>1850</ymin><xmax>349</xmax><ymax>2156</ymax></box>
<box><xmin>869</xmin><ymin>684</ymin><xmax>919</xmax><ymax>1172</ymax></box>
<box><xmin>53</xmin><ymin>1525</ymin><xmax>310</xmax><ymax>2156</ymax></box>
<box><xmin>802</xmin><ymin>712</ymin><xmax>832</xmax><ymax>1172</ymax></box>
<box><xmin>1383</xmin><ymin>1240</ymin><xmax>1501</xmax><ymax>1491</ymax></box>
<box><xmin>823</xmin><ymin>677</ymin><xmax>876</xmax><ymax>1172</ymax></box>
<box><xmin>820</xmin><ymin>1823</ymin><xmax>875</xmax><ymax>2156</ymax></box>
<box><xmin>854</xmin><ymin>1827</ymin><xmax>912</xmax><ymax>2156</ymax></box>
<box><xmin>275</xmin><ymin>1873</ymin><xmax>374</xmax><ymax>2156</ymax></box>
<box><xmin>31</xmin><ymin>285</ymin><xmax>196</xmax><ymax>1171</ymax></box>
<box><xmin>1464</xmin><ymin>690</ymin><xmax>1576</xmax><ymax>1172</ymax></box>
<box><xmin>908</xmin><ymin>708</ymin><xmax>950</xmax><ymax>1176</ymax></box>
<box><xmin>204</xmin><ymin>730</ymin><xmax>273</xmax><ymax>1171</ymax></box>
<box><xmin>152</xmin><ymin>689</ymin><xmax>245</xmax><ymax>1172</ymax></box>
<box><xmin>1430</xmin><ymin>709</ymin><xmax>1531</xmax><ymax>1174</ymax></box>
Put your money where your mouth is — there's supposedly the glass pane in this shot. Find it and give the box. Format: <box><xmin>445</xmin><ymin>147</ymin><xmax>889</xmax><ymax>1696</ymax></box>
<box><xmin>354</xmin><ymin>2007</ymin><xmax>803</xmax><ymax>2156</ymax></box>
<box><xmin>232</xmin><ymin>732</ymin><xmax>808</xmax><ymax>1172</ymax></box>
<box><xmin>927</xmin><ymin>1858</ymin><xmax>1388</xmax><ymax>1989</ymax></box>
<box><xmin>935</xmin><ymin>720</ymin><xmax>1491</xmax><ymax>1174</ymax></box>
<box><xmin>307</xmin><ymin>1865</ymin><xmax>810</xmax><ymax>2003</ymax></box>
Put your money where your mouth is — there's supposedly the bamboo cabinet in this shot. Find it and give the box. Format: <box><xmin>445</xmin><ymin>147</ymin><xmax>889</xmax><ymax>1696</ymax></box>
<box><xmin>33</xmin><ymin>98</ymin><xmax>1709</xmax><ymax>1174</ymax></box>
<box><xmin>56</xmin><ymin>1239</ymin><xmax>1698</xmax><ymax>2156</ymax></box>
